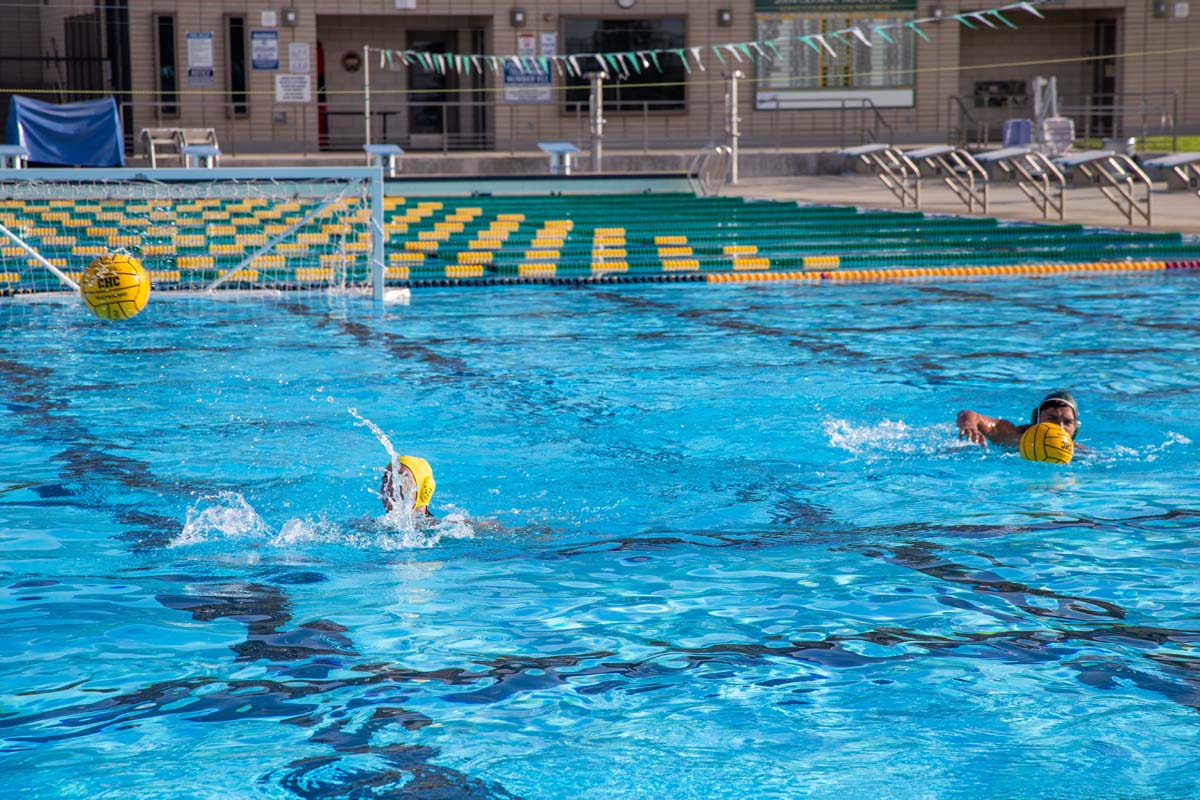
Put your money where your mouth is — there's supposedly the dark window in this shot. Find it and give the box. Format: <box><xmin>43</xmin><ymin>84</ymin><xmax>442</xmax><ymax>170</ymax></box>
<box><xmin>563</xmin><ymin>18</ymin><xmax>685</xmax><ymax>113</ymax></box>
<box><xmin>155</xmin><ymin>15</ymin><xmax>178</xmax><ymax>115</ymax></box>
<box><xmin>227</xmin><ymin>16</ymin><xmax>247</xmax><ymax>116</ymax></box>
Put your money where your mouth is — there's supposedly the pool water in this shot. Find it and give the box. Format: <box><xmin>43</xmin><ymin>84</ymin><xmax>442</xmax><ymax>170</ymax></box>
<box><xmin>2</xmin><ymin>276</ymin><xmax>1199</xmax><ymax>799</ymax></box>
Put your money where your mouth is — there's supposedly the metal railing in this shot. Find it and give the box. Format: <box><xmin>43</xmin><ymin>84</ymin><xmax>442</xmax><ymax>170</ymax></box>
<box><xmin>113</xmin><ymin>87</ymin><xmax>896</xmax><ymax>161</ymax></box>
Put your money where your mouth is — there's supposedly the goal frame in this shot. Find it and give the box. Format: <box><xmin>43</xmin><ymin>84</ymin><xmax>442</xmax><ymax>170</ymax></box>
<box><xmin>0</xmin><ymin>166</ymin><xmax>388</xmax><ymax>302</ymax></box>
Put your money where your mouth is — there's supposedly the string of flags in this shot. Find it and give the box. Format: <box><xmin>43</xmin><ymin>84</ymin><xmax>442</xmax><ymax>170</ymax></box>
<box><xmin>367</xmin><ymin>0</ymin><xmax>1046</xmax><ymax>78</ymax></box>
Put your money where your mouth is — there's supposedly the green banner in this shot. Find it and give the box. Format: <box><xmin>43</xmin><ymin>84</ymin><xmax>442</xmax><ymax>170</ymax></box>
<box><xmin>755</xmin><ymin>0</ymin><xmax>916</xmax><ymax>11</ymax></box>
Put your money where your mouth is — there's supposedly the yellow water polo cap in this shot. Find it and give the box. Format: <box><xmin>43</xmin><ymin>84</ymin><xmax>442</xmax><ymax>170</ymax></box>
<box><xmin>398</xmin><ymin>455</ymin><xmax>436</xmax><ymax>509</ymax></box>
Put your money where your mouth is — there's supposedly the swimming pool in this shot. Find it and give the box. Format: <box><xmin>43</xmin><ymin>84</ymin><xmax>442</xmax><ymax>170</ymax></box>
<box><xmin>3</xmin><ymin>275</ymin><xmax>1199</xmax><ymax>799</ymax></box>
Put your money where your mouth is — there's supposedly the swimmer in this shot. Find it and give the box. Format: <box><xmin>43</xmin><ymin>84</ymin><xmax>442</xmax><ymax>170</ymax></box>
<box><xmin>380</xmin><ymin>455</ymin><xmax>436</xmax><ymax>517</ymax></box>
<box><xmin>956</xmin><ymin>390</ymin><xmax>1080</xmax><ymax>448</ymax></box>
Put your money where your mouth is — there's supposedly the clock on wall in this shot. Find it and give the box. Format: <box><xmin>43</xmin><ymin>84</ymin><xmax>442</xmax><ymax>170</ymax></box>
<box><xmin>615</xmin><ymin>0</ymin><xmax>636</xmax><ymax>8</ymax></box>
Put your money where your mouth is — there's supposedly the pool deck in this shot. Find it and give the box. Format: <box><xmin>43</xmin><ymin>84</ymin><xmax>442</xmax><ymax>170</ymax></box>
<box><xmin>727</xmin><ymin>174</ymin><xmax>1200</xmax><ymax>236</ymax></box>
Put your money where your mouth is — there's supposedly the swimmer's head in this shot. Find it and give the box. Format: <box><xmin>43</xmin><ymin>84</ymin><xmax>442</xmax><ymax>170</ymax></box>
<box><xmin>1031</xmin><ymin>390</ymin><xmax>1080</xmax><ymax>436</ymax></box>
<box><xmin>381</xmin><ymin>455</ymin><xmax>436</xmax><ymax>513</ymax></box>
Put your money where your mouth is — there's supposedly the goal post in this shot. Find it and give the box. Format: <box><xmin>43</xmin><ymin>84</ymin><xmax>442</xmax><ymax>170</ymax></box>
<box><xmin>0</xmin><ymin>166</ymin><xmax>388</xmax><ymax>302</ymax></box>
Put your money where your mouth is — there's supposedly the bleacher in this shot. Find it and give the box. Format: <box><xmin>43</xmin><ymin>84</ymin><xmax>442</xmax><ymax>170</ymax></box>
<box><xmin>4</xmin><ymin>192</ymin><xmax>1200</xmax><ymax>293</ymax></box>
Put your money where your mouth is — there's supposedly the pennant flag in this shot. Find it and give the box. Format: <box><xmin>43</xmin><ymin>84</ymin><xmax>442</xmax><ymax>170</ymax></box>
<box><xmin>813</xmin><ymin>34</ymin><xmax>838</xmax><ymax>58</ymax></box>
<box><xmin>989</xmin><ymin>9</ymin><xmax>1018</xmax><ymax>27</ymax></box>
<box><xmin>362</xmin><ymin>0</ymin><xmax>1044</xmax><ymax>83</ymax></box>
<box><xmin>906</xmin><ymin>21</ymin><xmax>931</xmax><ymax>41</ymax></box>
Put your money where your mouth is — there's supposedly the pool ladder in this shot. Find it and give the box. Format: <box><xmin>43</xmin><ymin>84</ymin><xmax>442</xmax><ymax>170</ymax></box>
<box><xmin>688</xmin><ymin>145</ymin><xmax>733</xmax><ymax>197</ymax></box>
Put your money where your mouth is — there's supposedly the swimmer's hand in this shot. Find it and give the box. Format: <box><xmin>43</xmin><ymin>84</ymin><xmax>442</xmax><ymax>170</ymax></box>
<box><xmin>957</xmin><ymin>410</ymin><xmax>991</xmax><ymax>447</ymax></box>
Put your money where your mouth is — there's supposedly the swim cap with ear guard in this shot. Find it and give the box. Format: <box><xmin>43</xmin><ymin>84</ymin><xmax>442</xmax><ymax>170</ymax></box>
<box><xmin>397</xmin><ymin>455</ymin><xmax>436</xmax><ymax>509</ymax></box>
<box><xmin>1030</xmin><ymin>389</ymin><xmax>1080</xmax><ymax>432</ymax></box>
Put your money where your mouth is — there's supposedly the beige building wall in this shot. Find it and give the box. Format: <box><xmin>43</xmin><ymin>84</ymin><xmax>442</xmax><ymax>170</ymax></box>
<box><xmin>5</xmin><ymin>0</ymin><xmax>1198</xmax><ymax>154</ymax></box>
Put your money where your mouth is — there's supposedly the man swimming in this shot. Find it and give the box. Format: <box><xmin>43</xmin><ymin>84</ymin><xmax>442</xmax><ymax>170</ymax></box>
<box><xmin>381</xmin><ymin>455</ymin><xmax>436</xmax><ymax>516</ymax></box>
<box><xmin>956</xmin><ymin>390</ymin><xmax>1080</xmax><ymax>448</ymax></box>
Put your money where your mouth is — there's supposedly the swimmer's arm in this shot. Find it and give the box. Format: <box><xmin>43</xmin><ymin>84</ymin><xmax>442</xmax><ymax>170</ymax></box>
<box><xmin>956</xmin><ymin>410</ymin><xmax>1024</xmax><ymax>448</ymax></box>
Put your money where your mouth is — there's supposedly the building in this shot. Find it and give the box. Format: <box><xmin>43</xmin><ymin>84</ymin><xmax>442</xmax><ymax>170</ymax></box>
<box><xmin>1</xmin><ymin>0</ymin><xmax>1196</xmax><ymax>159</ymax></box>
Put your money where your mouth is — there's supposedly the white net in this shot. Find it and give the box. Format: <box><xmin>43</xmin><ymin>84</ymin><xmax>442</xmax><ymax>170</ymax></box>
<box><xmin>0</xmin><ymin>171</ymin><xmax>382</xmax><ymax>295</ymax></box>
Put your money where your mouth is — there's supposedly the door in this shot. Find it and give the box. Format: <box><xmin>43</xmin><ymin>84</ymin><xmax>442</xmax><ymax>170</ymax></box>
<box><xmin>406</xmin><ymin>30</ymin><xmax>459</xmax><ymax>147</ymax></box>
<box><xmin>1090</xmin><ymin>19</ymin><xmax>1118</xmax><ymax>138</ymax></box>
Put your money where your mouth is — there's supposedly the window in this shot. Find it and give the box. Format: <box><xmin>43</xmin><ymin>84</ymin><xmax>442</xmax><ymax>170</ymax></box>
<box><xmin>226</xmin><ymin>16</ymin><xmax>248</xmax><ymax>116</ymax></box>
<box><xmin>563</xmin><ymin>18</ymin><xmax>686</xmax><ymax>113</ymax></box>
<box><xmin>755</xmin><ymin>1</ymin><xmax>917</xmax><ymax>110</ymax></box>
<box><xmin>154</xmin><ymin>14</ymin><xmax>178</xmax><ymax>116</ymax></box>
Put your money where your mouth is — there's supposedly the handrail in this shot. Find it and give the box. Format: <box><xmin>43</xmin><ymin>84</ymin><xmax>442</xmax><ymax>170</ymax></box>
<box><xmin>860</xmin><ymin>99</ymin><xmax>893</xmax><ymax>146</ymax></box>
<box><xmin>687</xmin><ymin>144</ymin><xmax>732</xmax><ymax>196</ymax></box>
<box><xmin>946</xmin><ymin>95</ymin><xmax>980</xmax><ymax>148</ymax></box>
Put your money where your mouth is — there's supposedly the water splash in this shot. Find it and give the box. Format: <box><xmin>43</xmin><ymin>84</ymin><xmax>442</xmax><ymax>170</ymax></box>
<box><xmin>348</xmin><ymin>407</ymin><xmax>399</xmax><ymax>466</ymax></box>
<box><xmin>174</xmin><ymin>491</ymin><xmax>270</xmax><ymax>547</ymax></box>
<box><xmin>347</xmin><ymin>407</ymin><xmax>408</xmax><ymax>512</ymax></box>
<box><xmin>823</xmin><ymin>417</ymin><xmax>961</xmax><ymax>460</ymax></box>
<box><xmin>1090</xmin><ymin>431</ymin><xmax>1192</xmax><ymax>465</ymax></box>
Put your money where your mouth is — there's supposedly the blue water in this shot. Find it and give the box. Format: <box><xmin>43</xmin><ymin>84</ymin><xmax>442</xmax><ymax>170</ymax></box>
<box><xmin>2</xmin><ymin>276</ymin><xmax>1200</xmax><ymax>799</ymax></box>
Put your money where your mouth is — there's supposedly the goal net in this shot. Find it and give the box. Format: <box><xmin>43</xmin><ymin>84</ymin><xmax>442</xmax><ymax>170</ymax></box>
<box><xmin>0</xmin><ymin>167</ymin><xmax>386</xmax><ymax>297</ymax></box>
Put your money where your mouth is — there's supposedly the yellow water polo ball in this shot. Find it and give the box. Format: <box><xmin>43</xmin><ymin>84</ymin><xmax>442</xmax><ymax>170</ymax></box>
<box><xmin>80</xmin><ymin>253</ymin><xmax>151</xmax><ymax>321</ymax></box>
<box><xmin>1019</xmin><ymin>421</ymin><xmax>1074</xmax><ymax>465</ymax></box>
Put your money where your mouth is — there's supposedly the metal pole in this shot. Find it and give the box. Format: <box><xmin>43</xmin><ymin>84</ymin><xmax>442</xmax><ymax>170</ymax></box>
<box><xmin>370</xmin><ymin>171</ymin><xmax>385</xmax><ymax>304</ymax></box>
<box><xmin>587</xmin><ymin>72</ymin><xmax>607</xmax><ymax>173</ymax></box>
<box><xmin>0</xmin><ymin>221</ymin><xmax>79</xmax><ymax>291</ymax></box>
<box><xmin>363</xmin><ymin>45</ymin><xmax>371</xmax><ymax>150</ymax></box>
<box><xmin>724</xmin><ymin>70</ymin><xmax>742</xmax><ymax>185</ymax></box>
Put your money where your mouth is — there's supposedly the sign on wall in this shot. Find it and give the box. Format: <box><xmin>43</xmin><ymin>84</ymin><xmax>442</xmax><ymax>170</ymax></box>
<box><xmin>251</xmin><ymin>30</ymin><xmax>280</xmax><ymax>70</ymax></box>
<box><xmin>186</xmin><ymin>32</ymin><xmax>214</xmax><ymax>86</ymax></box>
<box><xmin>503</xmin><ymin>31</ymin><xmax>552</xmax><ymax>104</ymax></box>
<box><xmin>275</xmin><ymin>74</ymin><xmax>312</xmax><ymax>103</ymax></box>
<box><xmin>289</xmin><ymin>42</ymin><xmax>311</xmax><ymax>74</ymax></box>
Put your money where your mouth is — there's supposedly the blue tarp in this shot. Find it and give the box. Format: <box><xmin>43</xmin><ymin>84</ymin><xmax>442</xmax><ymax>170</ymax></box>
<box><xmin>5</xmin><ymin>95</ymin><xmax>124</xmax><ymax>167</ymax></box>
